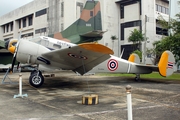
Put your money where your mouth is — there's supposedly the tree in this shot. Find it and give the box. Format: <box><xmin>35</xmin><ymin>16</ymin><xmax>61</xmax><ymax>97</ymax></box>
<box><xmin>128</xmin><ymin>29</ymin><xmax>145</xmax><ymax>51</ymax></box>
<box><xmin>154</xmin><ymin>13</ymin><xmax>180</xmax><ymax>66</ymax></box>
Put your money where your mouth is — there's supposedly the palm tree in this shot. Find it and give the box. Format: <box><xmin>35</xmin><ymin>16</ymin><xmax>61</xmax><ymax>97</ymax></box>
<box><xmin>128</xmin><ymin>29</ymin><xmax>145</xmax><ymax>51</ymax></box>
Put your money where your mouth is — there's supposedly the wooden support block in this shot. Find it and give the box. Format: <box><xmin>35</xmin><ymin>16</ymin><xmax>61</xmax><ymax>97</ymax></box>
<box><xmin>82</xmin><ymin>94</ymin><xmax>98</xmax><ymax>105</ymax></box>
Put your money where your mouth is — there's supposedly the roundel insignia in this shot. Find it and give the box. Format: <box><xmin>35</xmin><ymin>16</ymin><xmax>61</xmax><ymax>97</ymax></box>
<box><xmin>107</xmin><ymin>59</ymin><xmax>118</xmax><ymax>71</ymax></box>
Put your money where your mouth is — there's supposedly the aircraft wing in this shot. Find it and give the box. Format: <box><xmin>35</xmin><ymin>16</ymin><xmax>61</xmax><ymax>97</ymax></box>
<box><xmin>41</xmin><ymin>43</ymin><xmax>114</xmax><ymax>75</ymax></box>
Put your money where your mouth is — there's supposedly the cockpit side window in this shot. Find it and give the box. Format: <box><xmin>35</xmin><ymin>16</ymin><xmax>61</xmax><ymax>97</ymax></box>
<box><xmin>53</xmin><ymin>44</ymin><xmax>61</xmax><ymax>49</ymax></box>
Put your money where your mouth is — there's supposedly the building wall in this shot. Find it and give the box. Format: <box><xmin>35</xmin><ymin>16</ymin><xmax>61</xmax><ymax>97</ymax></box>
<box><xmin>170</xmin><ymin>0</ymin><xmax>180</xmax><ymax>18</ymax></box>
<box><xmin>99</xmin><ymin>0</ymin><xmax>119</xmax><ymax>56</ymax></box>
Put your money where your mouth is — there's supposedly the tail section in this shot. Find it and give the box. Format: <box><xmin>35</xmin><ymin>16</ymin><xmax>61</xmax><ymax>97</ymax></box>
<box><xmin>128</xmin><ymin>53</ymin><xmax>140</xmax><ymax>64</ymax></box>
<box><xmin>49</xmin><ymin>0</ymin><xmax>103</xmax><ymax>44</ymax></box>
<box><xmin>158</xmin><ymin>51</ymin><xmax>175</xmax><ymax>77</ymax></box>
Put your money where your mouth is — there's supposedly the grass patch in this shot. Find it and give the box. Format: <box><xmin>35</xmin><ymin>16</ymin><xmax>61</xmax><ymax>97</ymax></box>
<box><xmin>97</xmin><ymin>72</ymin><xmax>180</xmax><ymax>80</ymax></box>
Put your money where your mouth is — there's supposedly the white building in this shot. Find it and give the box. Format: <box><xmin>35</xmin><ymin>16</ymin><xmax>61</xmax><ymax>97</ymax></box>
<box><xmin>170</xmin><ymin>0</ymin><xmax>180</xmax><ymax>19</ymax></box>
<box><xmin>0</xmin><ymin>0</ymin><xmax>172</xmax><ymax>64</ymax></box>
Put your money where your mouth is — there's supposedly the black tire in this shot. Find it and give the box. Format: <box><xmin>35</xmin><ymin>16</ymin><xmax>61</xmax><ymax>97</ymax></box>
<box><xmin>29</xmin><ymin>72</ymin><xmax>44</xmax><ymax>88</ymax></box>
<box><xmin>134</xmin><ymin>77</ymin><xmax>141</xmax><ymax>82</ymax></box>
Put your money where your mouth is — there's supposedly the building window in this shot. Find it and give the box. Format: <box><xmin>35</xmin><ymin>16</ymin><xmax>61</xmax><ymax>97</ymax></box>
<box><xmin>121</xmin><ymin>20</ymin><xmax>141</xmax><ymax>40</ymax></box>
<box><xmin>61</xmin><ymin>2</ymin><xmax>64</xmax><ymax>17</ymax></box>
<box><xmin>35</xmin><ymin>28</ymin><xmax>46</xmax><ymax>34</ymax></box>
<box><xmin>19</xmin><ymin>20</ymin><xmax>21</xmax><ymax>29</ymax></box>
<box><xmin>10</xmin><ymin>22</ymin><xmax>13</xmax><ymax>31</ymax></box>
<box><xmin>6</xmin><ymin>24</ymin><xmax>9</xmax><ymax>32</ymax></box>
<box><xmin>23</xmin><ymin>18</ymin><xmax>26</xmax><ymax>28</ymax></box>
<box><xmin>162</xmin><ymin>7</ymin><xmax>165</xmax><ymax>14</ymax></box>
<box><xmin>158</xmin><ymin>5</ymin><xmax>162</xmax><ymax>12</ymax></box>
<box><xmin>156</xmin><ymin>27</ymin><xmax>168</xmax><ymax>36</ymax></box>
<box><xmin>165</xmin><ymin>8</ymin><xmax>169</xmax><ymax>14</ymax></box>
<box><xmin>36</xmin><ymin>9</ymin><xmax>47</xmax><ymax>17</ymax></box>
<box><xmin>156</xmin><ymin>4</ymin><xmax>169</xmax><ymax>15</ymax></box>
<box><xmin>21</xmin><ymin>32</ymin><xmax>33</xmax><ymax>38</ymax></box>
<box><xmin>28</xmin><ymin>16</ymin><xmax>33</xmax><ymax>26</ymax></box>
<box><xmin>120</xmin><ymin>5</ymin><xmax>124</xmax><ymax>19</ymax></box>
<box><xmin>3</xmin><ymin>25</ymin><xmax>5</xmax><ymax>33</ymax></box>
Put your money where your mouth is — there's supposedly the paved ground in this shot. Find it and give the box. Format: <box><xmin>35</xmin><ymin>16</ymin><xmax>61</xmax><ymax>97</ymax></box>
<box><xmin>0</xmin><ymin>71</ymin><xmax>179</xmax><ymax>120</ymax></box>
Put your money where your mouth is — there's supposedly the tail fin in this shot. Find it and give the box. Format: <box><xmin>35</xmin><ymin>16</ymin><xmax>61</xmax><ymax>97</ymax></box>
<box><xmin>158</xmin><ymin>51</ymin><xmax>175</xmax><ymax>77</ymax></box>
<box><xmin>49</xmin><ymin>0</ymin><xmax>103</xmax><ymax>44</ymax></box>
<box><xmin>128</xmin><ymin>53</ymin><xmax>140</xmax><ymax>64</ymax></box>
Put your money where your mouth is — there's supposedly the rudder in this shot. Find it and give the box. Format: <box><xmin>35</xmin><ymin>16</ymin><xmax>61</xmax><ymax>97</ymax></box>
<box><xmin>158</xmin><ymin>51</ymin><xmax>175</xmax><ymax>77</ymax></box>
<box><xmin>128</xmin><ymin>53</ymin><xmax>140</xmax><ymax>64</ymax></box>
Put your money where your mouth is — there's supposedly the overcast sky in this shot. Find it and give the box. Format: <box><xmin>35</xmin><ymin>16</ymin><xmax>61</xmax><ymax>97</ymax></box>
<box><xmin>0</xmin><ymin>0</ymin><xmax>33</xmax><ymax>17</ymax></box>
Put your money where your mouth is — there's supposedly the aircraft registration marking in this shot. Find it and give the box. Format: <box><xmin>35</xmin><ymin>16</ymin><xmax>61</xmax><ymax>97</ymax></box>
<box><xmin>68</xmin><ymin>53</ymin><xmax>87</xmax><ymax>60</ymax></box>
<box><xmin>107</xmin><ymin>59</ymin><xmax>118</xmax><ymax>71</ymax></box>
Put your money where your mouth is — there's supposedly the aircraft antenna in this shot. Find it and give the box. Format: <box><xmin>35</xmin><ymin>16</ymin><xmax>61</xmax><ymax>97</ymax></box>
<box><xmin>120</xmin><ymin>48</ymin><xmax>125</xmax><ymax>58</ymax></box>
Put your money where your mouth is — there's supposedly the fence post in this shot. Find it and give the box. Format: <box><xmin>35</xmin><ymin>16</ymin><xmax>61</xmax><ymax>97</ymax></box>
<box><xmin>126</xmin><ymin>85</ymin><xmax>133</xmax><ymax>120</ymax></box>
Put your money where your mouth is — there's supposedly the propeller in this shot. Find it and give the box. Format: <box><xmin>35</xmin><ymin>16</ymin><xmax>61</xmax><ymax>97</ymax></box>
<box><xmin>5</xmin><ymin>30</ymin><xmax>21</xmax><ymax>73</ymax></box>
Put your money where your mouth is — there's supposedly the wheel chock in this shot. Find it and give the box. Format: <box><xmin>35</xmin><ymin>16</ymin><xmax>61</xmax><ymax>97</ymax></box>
<box><xmin>82</xmin><ymin>94</ymin><xmax>98</xmax><ymax>105</ymax></box>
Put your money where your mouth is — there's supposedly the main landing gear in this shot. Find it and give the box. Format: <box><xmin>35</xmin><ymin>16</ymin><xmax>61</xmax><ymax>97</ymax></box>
<box><xmin>135</xmin><ymin>74</ymin><xmax>141</xmax><ymax>82</ymax></box>
<box><xmin>29</xmin><ymin>70</ymin><xmax>44</xmax><ymax>88</ymax></box>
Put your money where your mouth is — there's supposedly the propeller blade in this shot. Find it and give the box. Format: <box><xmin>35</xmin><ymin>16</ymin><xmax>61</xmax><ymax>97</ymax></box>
<box><xmin>10</xmin><ymin>41</ymin><xmax>20</xmax><ymax>73</ymax></box>
<box><xmin>10</xmin><ymin>53</ymin><xmax>17</xmax><ymax>72</ymax></box>
<box><xmin>17</xmin><ymin>62</ymin><xmax>20</xmax><ymax>70</ymax></box>
<box><xmin>10</xmin><ymin>29</ymin><xmax>21</xmax><ymax>73</ymax></box>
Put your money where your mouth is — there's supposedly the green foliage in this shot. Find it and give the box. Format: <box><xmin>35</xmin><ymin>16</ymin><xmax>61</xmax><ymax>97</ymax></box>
<box><xmin>128</xmin><ymin>29</ymin><xmax>145</xmax><ymax>44</ymax></box>
<box><xmin>154</xmin><ymin>13</ymin><xmax>180</xmax><ymax>65</ymax></box>
<box><xmin>128</xmin><ymin>29</ymin><xmax>145</xmax><ymax>51</ymax></box>
<box><xmin>111</xmin><ymin>35</ymin><xmax>118</xmax><ymax>41</ymax></box>
<box><xmin>132</xmin><ymin>50</ymin><xmax>142</xmax><ymax>60</ymax></box>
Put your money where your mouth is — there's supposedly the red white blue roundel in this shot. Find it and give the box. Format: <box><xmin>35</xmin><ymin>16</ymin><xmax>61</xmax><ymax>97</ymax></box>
<box><xmin>107</xmin><ymin>59</ymin><xmax>118</xmax><ymax>71</ymax></box>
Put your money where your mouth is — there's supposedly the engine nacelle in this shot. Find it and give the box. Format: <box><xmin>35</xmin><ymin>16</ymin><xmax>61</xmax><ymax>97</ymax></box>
<box><xmin>16</xmin><ymin>40</ymin><xmax>50</xmax><ymax>65</ymax></box>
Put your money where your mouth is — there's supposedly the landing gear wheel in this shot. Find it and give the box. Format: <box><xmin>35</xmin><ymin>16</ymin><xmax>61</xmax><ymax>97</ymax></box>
<box><xmin>29</xmin><ymin>71</ymin><xmax>44</xmax><ymax>88</ymax></box>
<box><xmin>134</xmin><ymin>74</ymin><xmax>141</xmax><ymax>82</ymax></box>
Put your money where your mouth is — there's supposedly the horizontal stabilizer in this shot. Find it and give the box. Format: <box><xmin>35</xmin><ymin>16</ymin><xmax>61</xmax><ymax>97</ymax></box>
<box><xmin>80</xmin><ymin>30</ymin><xmax>106</xmax><ymax>37</ymax></box>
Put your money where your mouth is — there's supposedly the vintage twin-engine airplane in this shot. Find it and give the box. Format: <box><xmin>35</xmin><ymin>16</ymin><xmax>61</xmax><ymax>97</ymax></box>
<box><xmin>3</xmin><ymin>0</ymin><xmax>176</xmax><ymax>88</ymax></box>
<box><xmin>5</xmin><ymin>35</ymin><xmax>175</xmax><ymax>88</ymax></box>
